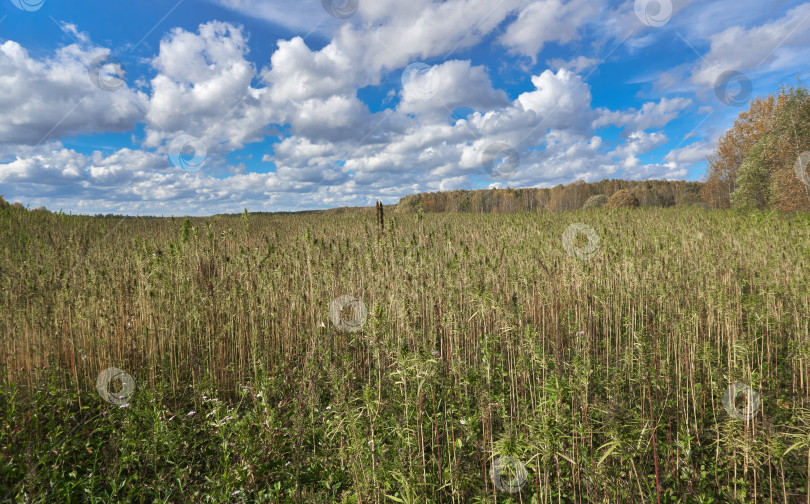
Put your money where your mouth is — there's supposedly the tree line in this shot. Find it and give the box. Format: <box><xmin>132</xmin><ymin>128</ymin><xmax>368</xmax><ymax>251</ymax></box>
<box><xmin>395</xmin><ymin>179</ymin><xmax>703</xmax><ymax>214</ymax></box>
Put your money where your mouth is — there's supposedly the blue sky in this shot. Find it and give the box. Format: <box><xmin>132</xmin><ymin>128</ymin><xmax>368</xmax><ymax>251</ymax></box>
<box><xmin>1</xmin><ymin>0</ymin><xmax>809</xmax><ymax>215</ymax></box>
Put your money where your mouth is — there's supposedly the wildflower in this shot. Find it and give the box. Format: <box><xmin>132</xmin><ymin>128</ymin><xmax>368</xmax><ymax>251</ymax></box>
<box><xmin>187</xmin><ymin>410</ymin><xmax>196</xmax><ymax>417</ymax></box>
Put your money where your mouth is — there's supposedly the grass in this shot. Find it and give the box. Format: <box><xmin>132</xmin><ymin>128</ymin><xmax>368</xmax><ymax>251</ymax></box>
<box><xmin>1</xmin><ymin>204</ymin><xmax>809</xmax><ymax>502</ymax></box>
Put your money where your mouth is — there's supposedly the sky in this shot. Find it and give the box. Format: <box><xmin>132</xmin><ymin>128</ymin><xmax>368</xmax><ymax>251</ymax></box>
<box><xmin>0</xmin><ymin>0</ymin><xmax>809</xmax><ymax>216</ymax></box>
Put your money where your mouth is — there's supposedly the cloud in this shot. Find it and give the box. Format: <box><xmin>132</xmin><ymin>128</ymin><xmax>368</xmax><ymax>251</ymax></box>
<box><xmin>664</xmin><ymin>139</ymin><xmax>713</xmax><ymax>166</ymax></box>
<box><xmin>143</xmin><ymin>21</ymin><xmax>271</xmax><ymax>154</ymax></box>
<box><xmin>499</xmin><ymin>0</ymin><xmax>598</xmax><ymax>60</ymax></box>
<box><xmin>0</xmin><ymin>40</ymin><xmax>147</xmax><ymax>147</ymax></box>
<box><xmin>608</xmin><ymin>130</ymin><xmax>688</xmax><ymax>180</ymax></box>
<box><xmin>341</xmin><ymin>0</ymin><xmax>525</xmax><ymax>78</ymax></box>
<box><xmin>262</xmin><ymin>36</ymin><xmax>356</xmax><ymax>102</ymax></box>
<box><xmin>241</xmin><ymin>0</ymin><xmax>536</xmax><ymax>97</ymax></box>
<box><xmin>0</xmin><ymin>142</ymin><xmax>301</xmax><ymax>215</ymax></box>
<box><xmin>546</xmin><ymin>55</ymin><xmax>599</xmax><ymax>73</ymax></box>
<box><xmin>592</xmin><ymin>97</ymin><xmax>692</xmax><ymax>131</ymax></box>
<box><xmin>609</xmin><ymin>130</ymin><xmax>669</xmax><ymax>169</ymax></box>
<box><xmin>621</xmin><ymin>161</ymin><xmax>687</xmax><ymax>180</ymax></box>
<box><xmin>398</xmin><ymin>60</ymin><xmax>510</xmax><ymax>120</ymax></box>
<box><xmin>690</xmin><ymin>3</ymin><xmax>810</xmax><ymax>88</ymax></box>
<box><xmin>515</xmin><ymin>68</ymin><xmax>594</xmax><ymax>131</ymax></box>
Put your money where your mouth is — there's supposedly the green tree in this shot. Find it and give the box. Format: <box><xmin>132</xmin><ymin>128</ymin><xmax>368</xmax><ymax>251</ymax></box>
<box><xmin>583</xmin><ymin>194</ymin><xmax>608</xmax><ymax>209</ymax></box>
<box><xmin>731</xmin><ymin>140</ymin><xmax>771</xmax><ymax>210</ymax></box>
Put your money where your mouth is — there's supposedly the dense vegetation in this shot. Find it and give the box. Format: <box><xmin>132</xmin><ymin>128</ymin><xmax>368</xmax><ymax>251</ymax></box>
<box><xmin>702</xmin><ymin>81</ymin><xmax>810</xmax><ymax>212</ymax></box>
<box><xmin>1</xmin><ymin>202</ymin><xmax>809</xmax><ymax>503</ymax></box>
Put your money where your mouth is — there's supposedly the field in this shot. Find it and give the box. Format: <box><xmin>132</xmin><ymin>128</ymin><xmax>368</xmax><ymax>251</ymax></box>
<box><xmin>1</xmin><ymin>205</ymin><xmax>809</xmax><ymax>503</ymax></box>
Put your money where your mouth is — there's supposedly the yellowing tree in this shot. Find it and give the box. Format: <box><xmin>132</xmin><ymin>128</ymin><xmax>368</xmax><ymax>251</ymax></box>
<box><xmin>765</xmin><ymin>84</ymin><xmax>810</xmax><ymax>212</ymax></box>
<box><xmin>605</xmin><ymin>189</ymin><xmax>639</xmax><ymax>208</ymax></box>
